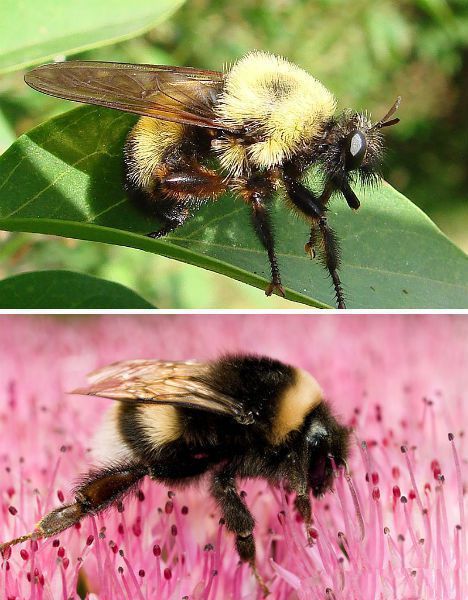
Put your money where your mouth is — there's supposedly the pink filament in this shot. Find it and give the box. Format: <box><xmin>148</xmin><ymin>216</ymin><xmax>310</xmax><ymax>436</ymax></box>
<box><xmin>450</xmin><ymin>433</ymin><xmax>466</xmax><ymax>599</ymax></box>
<box><xmin>344</xmin><ymin>470</ymin><xmax>365</xmax><ymax>542</ymax></box>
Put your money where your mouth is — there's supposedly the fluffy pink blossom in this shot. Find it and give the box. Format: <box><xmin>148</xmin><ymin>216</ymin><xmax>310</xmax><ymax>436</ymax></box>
<box><xmin>0</xmin><ymin>315</ymin><xmax>466</xmax><ymax>599</ymax></box>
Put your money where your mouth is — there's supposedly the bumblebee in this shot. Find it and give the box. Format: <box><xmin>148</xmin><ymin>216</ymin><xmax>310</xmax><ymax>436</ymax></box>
<box><xmin>25</xmin><ymin>52</ymin><xmax>400</xmax><ymax>308</ymax></box>
<box><xmin>0</xmin><ymin>354</ymin><xmax>350</xmax><ymax>594</ymax></box>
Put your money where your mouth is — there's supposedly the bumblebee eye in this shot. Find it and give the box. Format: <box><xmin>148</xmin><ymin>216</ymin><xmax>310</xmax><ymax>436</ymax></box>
<box><xmin>309</xmin><ymin>455</ymin><xmax>327</xmax><ymax>486</ymax></box>
<box><xmin>345</xmin><ymin>130</ymin><xmax>367</xmax><ymax>170</ymax></box>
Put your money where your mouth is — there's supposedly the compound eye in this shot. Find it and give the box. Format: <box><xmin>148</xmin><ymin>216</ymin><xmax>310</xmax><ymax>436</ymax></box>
<box><xmin>309</xmin><ymin>455</ymin><xmax>327</xmax><ymax>489</ymax></box>
<box><xmin>345</xmin><ymin>130</ymin><xmax>367</xmax><ymax>170</ymax></box>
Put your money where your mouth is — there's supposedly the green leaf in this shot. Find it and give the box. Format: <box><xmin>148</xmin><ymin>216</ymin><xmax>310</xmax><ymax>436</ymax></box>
<box><xmin>0</xmin><ymin>106</ymin><xmax>467</xmax><ymax>309</ymax></box>
<box><xmin>0</xmin><ymin>108</ymin><xmax>16</xmax><ymax>154</ymax></box>
<box><xmin>0</xmin><ymin>270</ymin><xmax>154</xmax><ymax>308</ymax></box>
<box><xmin>0</xmin><ymin>0</ymin><xmax>184</xmax><ymax>74</ymax></box>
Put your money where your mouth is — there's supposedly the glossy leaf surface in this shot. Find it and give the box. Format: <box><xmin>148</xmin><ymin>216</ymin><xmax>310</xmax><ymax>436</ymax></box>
<box><xmin>0</xmin><ymin>106</ymin><xmax>466</xmax><ymax>308</ymax></box>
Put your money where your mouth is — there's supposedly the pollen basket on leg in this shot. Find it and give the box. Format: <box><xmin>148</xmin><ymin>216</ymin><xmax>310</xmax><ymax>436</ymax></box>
<box><xmin>216</xmin><ymin>52</ymin><xmax>336</xmax><ymax>170</ymax></box>
<box><xmin>125</xmin><ymin>117</ymin><xmax>184</xmax><ymax>190</ymax></box>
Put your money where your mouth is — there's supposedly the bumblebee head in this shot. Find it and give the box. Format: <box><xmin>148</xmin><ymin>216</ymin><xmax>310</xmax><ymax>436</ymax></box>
<box><xmin>305</xmin><ymin>405</ymin><xmax>351</xmax><ymax>497</ymax></box>
<box><xmin>317</xmin><ymin>97</ymin><xmax>400</xmax><ymax>209</ymax></box>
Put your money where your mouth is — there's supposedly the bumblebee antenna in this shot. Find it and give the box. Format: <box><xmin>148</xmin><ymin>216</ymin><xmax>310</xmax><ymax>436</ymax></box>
<box><xmin>372</xmin><ymin>96</ymin><xmax>401</xmax><ymax>130</ymax></box>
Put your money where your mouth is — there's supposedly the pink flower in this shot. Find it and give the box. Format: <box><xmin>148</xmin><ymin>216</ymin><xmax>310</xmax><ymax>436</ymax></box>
<box><xmin>0</xmin><ymin>315</ymin><xmax>466</xmax><ymax>599</ymax></box>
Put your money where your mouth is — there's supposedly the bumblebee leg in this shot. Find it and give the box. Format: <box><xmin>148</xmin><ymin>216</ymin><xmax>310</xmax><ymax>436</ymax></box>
<box><xmin>287</xmin><ymin>453</ymin><xmax>314</xmax><ymax>544</ymax></box>
<box><xmin>283</xmin><ymin>176</ymin><xmax>346</xmax><ymax>309</ymax></box>
<box><xmin>211</xmin><ymin>468</ymin><xmax>270</xmax><ymax>596</ymax></box>
<box><xmin>146</xmin><ymin>163</ymin><xmax>226</xmax><ymax>238</ymax></box>
<box><xmin>211</xmin><ymin>469</ymin><xmax>256</xmax><ymax>559</ymax></box>
<box><xmin>294</xmin><ymin>494</ymin><xmax>314</xmax><ymax>545</ymax></box>
<box><xmin>0</xmin><ymin>463</ymin><xmax>148</xmax><ymax>551</ymax></box>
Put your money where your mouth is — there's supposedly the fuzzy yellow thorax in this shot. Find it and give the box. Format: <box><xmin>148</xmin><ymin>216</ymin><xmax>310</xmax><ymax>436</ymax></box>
<box><xmin>216</xmin><ymin>52</ymin><xmax>336</xmax><ymax>173</ymax></box>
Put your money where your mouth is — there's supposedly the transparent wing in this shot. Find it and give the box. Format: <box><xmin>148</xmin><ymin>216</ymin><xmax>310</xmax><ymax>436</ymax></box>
<box><xmin>25</xmin><ymin>61</ymin><xmax>232</xmax><ymax>130</ymax></box>
<box><xmin>72</xmin><ymin>359</ymin><xmax>252</xmax><ymax>423</ymax></box>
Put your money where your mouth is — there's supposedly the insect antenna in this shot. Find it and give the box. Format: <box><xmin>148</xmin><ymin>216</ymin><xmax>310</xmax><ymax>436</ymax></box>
<box><xmin>372</xmin><ymin>96</ymin><xmax>401</xmax><ymax>130</ymax></box>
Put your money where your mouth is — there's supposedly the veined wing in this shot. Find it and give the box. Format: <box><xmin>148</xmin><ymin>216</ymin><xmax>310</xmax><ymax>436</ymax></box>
<box><xmin>25</xmin><ymin>61</ymin><xmax>233</xmax><ymax>130</ymax></box>
<box><xmin>72</xmin><ymin>359</ymin><xmax>252</xmax><ymax>424</ymax></box>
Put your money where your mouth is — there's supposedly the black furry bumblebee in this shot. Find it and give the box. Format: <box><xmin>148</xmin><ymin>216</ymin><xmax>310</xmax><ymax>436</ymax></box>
<box><xmin>24</xmin><ymin>52</ymin><xmax>400</xmax><ymax>308</ymax></box>
<box><xmin>0</xmin><ymin>354</ymin><xmax>350</xmax><ymax>594</ymax></box>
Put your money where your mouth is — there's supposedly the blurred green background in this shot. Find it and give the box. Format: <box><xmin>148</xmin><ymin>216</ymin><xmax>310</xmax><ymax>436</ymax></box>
<box><xmin>1</xmin><ymin>0</ymin><xmax>467</xmax><ymax>308</ymax></box>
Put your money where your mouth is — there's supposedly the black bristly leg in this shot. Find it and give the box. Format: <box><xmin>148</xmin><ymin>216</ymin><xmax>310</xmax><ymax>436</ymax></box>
<box><xmin>211</xmin><ymin>466</ymin><xmax>270</xmax><ymax>596</ymax></box>
<box><xmin>304</xmin><ymin>227</ymin><xmax>317</xmax><ymax>259</ymax></box>
<box><xmin>146</xmin><ymin>162</ymin><xmax>226</xmax><ymax>238</ymax></box>
<box><xmin>147</xmin><ymin>218</ymin><xmax>188</xmax><ymax>239</ymax></box>
<box><xmin>241</xmin><ymin>174</ymin><xmax>284</xmax><ymax>297</ymax></box>
<box><xmin>211</xmin><ymin>468</ymin><xmax>255</xmax><ymax>560</ymax></box>
<box><xmin>29</xmin><ymin>463</ymin><xmax>149</xmax><ymax>540</ymax></box>
<box><xmin>305</xmin><ymin>179</ymin><xmax>358</xmax><ymax>259</ymax></box>
<box><xmin>304</xmin><ymin>181</ymin><xmax>333</xmax><ymax>258</ymax></box>
<box><xmin>251</xmin><ymin>194</ymin><xmax>284</xmax><ymax>297</ymax></box>
<box><xmin>283</xmin><ymin>175</ymin><xmax>346</xmax><ymax>309</ymax></box>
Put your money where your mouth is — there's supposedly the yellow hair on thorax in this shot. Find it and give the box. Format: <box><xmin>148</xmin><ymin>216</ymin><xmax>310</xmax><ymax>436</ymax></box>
<box><xmin>216</xmin><ymin>52</ymin><xmax>336</xmax><ymax>172</ymax></box>
<box><xmin>126</xmin><ymin>117</ymin><xmax>184</xmax><ymax>190</ymax></box>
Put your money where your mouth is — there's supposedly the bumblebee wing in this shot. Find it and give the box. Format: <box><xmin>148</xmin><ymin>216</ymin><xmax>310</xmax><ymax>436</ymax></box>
<box><xmin>72</xmin><ymin>359</ymin><xmax>251</xmax><ymax>423</ymax></box>
<box><xmin>24</xmin><ymin>61</ymin><xmax>231</xmax><ymax>130</ymax></box>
